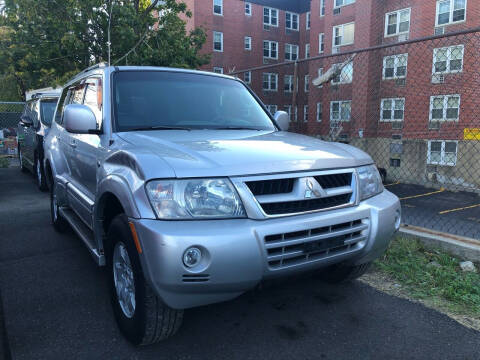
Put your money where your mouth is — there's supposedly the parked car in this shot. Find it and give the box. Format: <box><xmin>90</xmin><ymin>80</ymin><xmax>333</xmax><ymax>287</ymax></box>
<box><xmin>43</xmin><ymin>64</ymin><xmax>401</xmax><ymax>346</ymax></box>
<box><xmin>18</xmin><ymin>90</ymin><xmax>60</xmax><ymax>190</ymax></box>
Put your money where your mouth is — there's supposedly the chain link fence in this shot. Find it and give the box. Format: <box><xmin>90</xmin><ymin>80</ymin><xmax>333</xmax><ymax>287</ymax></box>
<box><xmin>0</xmin><ymin>102</ymin><xmax>23</xmax><ymax>157</ymax></box>
<box><xmin>234</xmin><ymin>29</ymin><xmax>480</xmax><ymax>240</ymax></box>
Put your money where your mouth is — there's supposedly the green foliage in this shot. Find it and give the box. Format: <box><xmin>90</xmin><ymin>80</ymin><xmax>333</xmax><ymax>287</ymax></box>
<box><xmin>0</xmin><ymin>0</ymin><xmax>209</xmax><ymax>100</ymax></box>
<box><xmin>375</xmin><ymin>236</ymin><xmax>480</xmax><ymax>315</ymax></box>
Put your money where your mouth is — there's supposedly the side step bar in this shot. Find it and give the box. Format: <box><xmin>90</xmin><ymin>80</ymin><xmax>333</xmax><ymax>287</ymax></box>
<box><xmin>59</xmin><ymin>207</ymin><xmax>106</xmax><ymax>266</ymax></box>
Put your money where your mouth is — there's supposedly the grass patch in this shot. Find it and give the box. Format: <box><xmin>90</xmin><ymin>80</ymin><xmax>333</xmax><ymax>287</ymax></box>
<box><xmin>374</xmin><ymin>236</ymin><xmax>480</xmax><ymax>316</ymax></box>
<box><xmin>0</xmin><ymin>157</ymin><xmax>9</xmax><ymax>168</ymax></box>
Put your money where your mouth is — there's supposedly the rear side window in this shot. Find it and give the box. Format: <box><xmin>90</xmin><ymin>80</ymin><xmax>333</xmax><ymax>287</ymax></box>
<box><xmin>83</xmin><ymin>78</ymin><xmax>103</xmax><ymax>130</ymax></box>
<box><xmin>40</xmin><ymin>99</ymin><xmax>58</xmax><ymax>126</ymax></box>
<box><xmin>54</xmin><ymin>88</ymin><xmax>70</xmax><ymax>125</ymax></box>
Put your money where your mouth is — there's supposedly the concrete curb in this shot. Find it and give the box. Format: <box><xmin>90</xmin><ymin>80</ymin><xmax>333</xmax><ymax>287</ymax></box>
<box><xmin>399</xmin><ymin>225</ymin><xmax>480</xmax><ymax>263</ymax></box>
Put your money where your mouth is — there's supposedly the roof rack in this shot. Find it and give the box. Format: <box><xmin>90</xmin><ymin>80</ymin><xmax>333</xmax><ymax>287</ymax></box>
<box><xmin>78</xmin><ymin>62</ymin><xmax>108</xmax><ymax>75</ymax></box>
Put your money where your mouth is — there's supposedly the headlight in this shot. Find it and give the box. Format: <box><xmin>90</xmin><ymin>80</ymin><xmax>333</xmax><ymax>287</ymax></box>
<box><xmin>145</xmin><ymin>178</ymin><xmax>246</xmax><ymax>219</ymax></box>
<box><xmin>357</xmin><ymin>165</ymin><xmax>384</xmax><ymax>201</ymax></box>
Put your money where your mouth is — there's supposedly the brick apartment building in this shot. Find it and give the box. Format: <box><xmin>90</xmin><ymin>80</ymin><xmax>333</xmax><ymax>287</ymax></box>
<box><xmin>182</xmin><ymin>0</ymin><xmax>480</xmax><ymax>190</ymax></box>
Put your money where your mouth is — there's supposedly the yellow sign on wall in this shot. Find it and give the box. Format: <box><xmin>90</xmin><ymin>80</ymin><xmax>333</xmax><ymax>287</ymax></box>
<box><xmin>464</xmin><ymin>128</ymin><xmax>480</xmax><ymax>140</ymax></box>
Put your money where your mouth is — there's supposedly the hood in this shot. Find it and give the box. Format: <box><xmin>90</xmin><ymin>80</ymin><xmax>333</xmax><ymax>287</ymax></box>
<box><xmin>116</xmin><ymin>130</ymin><xmax>373</xmax><ymax>178</ymax></box>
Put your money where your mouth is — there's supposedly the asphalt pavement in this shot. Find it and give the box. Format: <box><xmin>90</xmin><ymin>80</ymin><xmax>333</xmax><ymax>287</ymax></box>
<box><xmin>0</xmin><ymin>167</ymin><xmax>479</xmax><ymax>360</ymax></box>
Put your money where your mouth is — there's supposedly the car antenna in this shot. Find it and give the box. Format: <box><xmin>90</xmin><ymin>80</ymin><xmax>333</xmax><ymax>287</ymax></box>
<box><xmin>107</xmin><ymin>0</ymin><xmax>115</xmax><ymax>66</ymax></box>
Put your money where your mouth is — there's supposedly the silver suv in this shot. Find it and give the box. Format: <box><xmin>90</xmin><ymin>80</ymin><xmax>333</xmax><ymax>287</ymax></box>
<box><xmin>44</xmin><ymin>65</ymin><xmax>401</xmax><ymax>346</ymax></box>
<box><xmin>18</xmin><ymin>91</ymin><xmax>60</xmax><ymax>190</ymax></box>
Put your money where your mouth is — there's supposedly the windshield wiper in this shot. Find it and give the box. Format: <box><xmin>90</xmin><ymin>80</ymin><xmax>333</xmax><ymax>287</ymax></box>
<box><xmin>127</xmin><ymin>125</ymin><xmax>192</xmax><ymax>131</ymax></box>
<box><xmin>212</xmin><ymin>126</ymin><xmax>263</xmax><ymax>131</ymax></box>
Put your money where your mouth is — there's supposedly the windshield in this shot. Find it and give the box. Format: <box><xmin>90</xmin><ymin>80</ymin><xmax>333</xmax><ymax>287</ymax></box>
<box><xmin>40</xmin><ymin>99</ymin><xmax>58</xmax><ymax>126</ymax></box>
<box><xmin>113</xmin><ymin>71</ymin><xmax>276</xmax><ymax>132</ymax></box>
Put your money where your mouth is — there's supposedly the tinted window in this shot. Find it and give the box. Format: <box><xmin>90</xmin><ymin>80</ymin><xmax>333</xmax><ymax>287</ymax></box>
<box><xmin>40</xmin><ymin>99</ymin><xmax>58</xmax><ymax>126</ymax></box>
<box><xmin>113</xmin><ymin>71</ymin><xmax>275</xmax><ymax>132</ymax></box>
<box><xmin>54</xmin><ymin>88</ymin><xmax>69</xmax><ymax>125</ymax></box>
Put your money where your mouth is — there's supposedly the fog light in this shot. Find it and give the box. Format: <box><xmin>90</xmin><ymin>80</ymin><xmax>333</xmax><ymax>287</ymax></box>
<box><xmin>183</xmin><ymin>247</ymin><xmax>202</xmax><ymax>268</ymax></box>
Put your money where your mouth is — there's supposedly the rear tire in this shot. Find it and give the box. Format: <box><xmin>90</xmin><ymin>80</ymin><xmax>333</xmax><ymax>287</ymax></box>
<box><xmin>50</xmin><ymin>180</ymin><xmax>69</xmax><ymax>232</ymax></box>
<box><xmin>106</xmin><ymin>214</ymin><xmax>184</xmax><ymax>346</ymax></box>
<box><xmin>18</xmin><ymin>147</ymin><xmax>27</xmax><ymax>173</ymax></box>
<box><xmin>317</xmin><ymin>262</ymin><xmax>371</xmax><ymax>284</ymax></box>
<box><xmin>35</xmin><ymin>156</ymin><xmax>48</xmax><ymax>191</ymax></box>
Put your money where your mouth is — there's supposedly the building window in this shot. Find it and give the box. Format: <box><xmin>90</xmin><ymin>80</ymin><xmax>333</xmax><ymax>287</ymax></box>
<box><xmin>304</xmin><ymin>105</ymin><xmax>309</xmax><ymax>122</ymax></box>
<box><xmin>433</xmin><ymin>45</ymin><xmax>464</xmax><ymax>74</ymax></box>
<box><xmin>316</xmin><ymin>68</ymin><xmax>324</xmax><ymax>88</ymax></box>
<box><xmin>266</xmin><ymin>105</ymin><xmax>278</xmax><ymax>115</ymax></box>
<box><xmin>213</xmin><ymin>67</ymin><xmax>224</xmax><ymax>74</ymax></box>
<box><xmin>285</xmin><ymin>44</ymin><xmax>299</xmax><ymax>61</ymax></box>
<box><xmin>305</xmin><ymin>44</ymin><xmax>310</xmax><ymax>58</ymax></box>
<box><xmin>430</xmin><ymin>95</ymin><xmax>460</xmax><ymax>121</ymax></box>
<box><xmin>284</xmin><ymin>75</ymin><xmax>294</xmax><ymax>93</ymax></box>
<box><xmin>330</xmin><ymin>101</ymin><xmax>351</xmax><ymax>121</ymax></box>
<box><xmin>245</xmin><ymin>2</ymin><xmax>251</xmax><ymax>16</ymax></box>
<box><xmin>428</xmin><ymin>140</ymin><xmax>458</xmax><ymax>166</ymax></box>
<box><xmin>320</xmin><ymin>0</ymin><xmax>325</xmax><ymax>16</ymax></box>
<box><xmin>380</xmin><ymin>98</ymin><xmax>405</xmax><ymax>122</ymax></box>
<box><xmin>390</xmin><ymin>158</ymin><xmax>401</xmax><ymax>167</ymax></box>
<box><xmin>333</xmin><ymin>23</ymin><xmax>355</xmax><ymax>47</ymax></box>
<box><xmin>244</xmin><ymin>36</ymin><xmax>252</xmax><ymax>50</ymax></box>
<box><xmin>385</xmin><ymin>8</ymin><xmax>411</xmax><ymax>37</ymax></box>
<box><xmin>305</xmin><ymin>75</ymin><xmax>310</xmax><ymax>92</ymax></box>
<box><xmin>213</xmin><ymin>31</ymin><xmax>223</xmax><ymax>52</ymax></box>
<box><xmin>383</xmin><ymin>54</ymin><xmax>408</xmax><ymax>79</ymax></box>
<box><xmin>286</xmin><ymin>12</ymin><xmax>299</xmax><ymax>30</ymax></box>
<box><xmin>213</xmin><ymin>0</ymin><xmax>223</xmax><ymax>15</ymax></box>
<box><xmin>284</xmin><ymin>105</ymin><xmax>294</xmax><ymax>122</ymax></box>
<box><xmin>244</xmin><ymin>71</ymin><xmax>251</xmax><ymax>84</ymax></box>
<box><xmin>332</xmin><ymin>62</ymin><xmax>353</xmax><ymax>84</ymax></box>
<box><xmin>263</xmin><ymin>40</ymin><xmax>278</xmax><ymax>59</ymax></box>
<box><xmin>436</xmin><ymin>0</ymin><xmax>466</xmax><ymax>26</ymax></box>
<box><xmin>335</xmin><ymin>0</ymin><xmax>355</xmax><ymax>8</ymax></box>
<box><xmin>306</xmin><ymin>12</ymin><xmax>311</xmax><ymax>29</ymax></box>
<box><xmin>263</xmin><ymin>7</ymin><xmax>278</xmax><ymax>26</ymax></box>
<box><xmin>319</xmin><ymin>33</ymin><xmax>325</xmax><ymax>53</ymax></box>
<box><xmin>317</xmin><ymin>103</ymin><xmax>323</xmax><ymax>122</ymax></box>
<box><xmin>262</xmin><ymin>73</ymin><xmax>278</xmax><ymax>91</ymax></box>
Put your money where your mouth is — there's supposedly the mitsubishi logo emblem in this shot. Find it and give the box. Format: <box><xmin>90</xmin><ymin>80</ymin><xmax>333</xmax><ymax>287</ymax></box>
<box><xmin>303</xmin><ymin>177</ymin><xmax>324</xmax><ymax>199</ymax></box>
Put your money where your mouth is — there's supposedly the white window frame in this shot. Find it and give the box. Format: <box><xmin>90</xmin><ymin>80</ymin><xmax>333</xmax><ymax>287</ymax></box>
<box><xmin>427</xmin><ymin>140</ymin><xmax>458</xmax><ymax>166</ymax></box>
<box><xmin>213</xmin><ymin>0</ymin><xmax>223</xmax><ymax>16</ymax></box>
<box><xmin>263</xmin><ymin>40</ymin><xmax>278</xmax><ymax>59</ymax></box>
<box><xmin>334</xmin><ymin>0</ymin><xmax>355</xmax><ymax>9</ymax></box>
<box><xmin>262</xmin><ymin>73</ymin><xmax>278</xmax><ymax>91</ymax></box>
<box><xmin>304</xmin><ymin>105</ymin><xmax>309</xmax><ymax>122</ymax></box>
<box><xmin>284</xmin><ymin>105</ymin><xmax>292</xmax><ymax>122</ymax></box>
<box><xmin>435</xmin><ymin>0</ymin><xmax>467</xmax><ymax>27</ymax></box>
<box><xmin>333</xmin><ymin>22</ymin><xmax>355</xmax><ymax>48</ymax></box>
<box><xmin>305</xmin><ymin>44</ymin><xmax>310</xmax><ymax>59</ymax></box>
<box><xmin>245</xmin><ymin>2</ymin><xmax>252</xmax><ymax>16</ymax></box>
<box><xmin>285</xmin><ymin>12</ymin><xmax>299</xmax><ymax>31</ymax></box>
<box><xmin>384</xmin><ymin>8</ymin><xmax>411</xmax><ymax>37</ymax></box>
<box><xmin>304</xmin><ymin>75</ymin><xmax>310</xmax><ymax>92</ymax></box>
<box><xmin>263</xmin><ymin>7</ymin><xmax>278</xmax><ymax>27</ymax></box>
<box><xmin>330</xmin><ymin>100</ymin><xmax>352</xmax><ymax>122</ymax></box>
<box><xmin>244</xmin><ymin>36</ymin><xmax>252</xmax><ymax>51</ymax></box>
<box><xmin>306</xmin><ymin>12</ymin><xmax>311</xmax><ymax>30</ymax></box>
<box><xmin>266</xmin><ymin>105</ymin><xmax>278</xmax><ymax>115</ymax></box>
<box><xmin>432</xmin><ymin>45</ymin><xmax>464</xmax><ymax>74</ymax></box>
<box><xmin>380</xmin><ymin>98</ymin><xmax>405</xmax><ymax>122</ymax></box>
<box><xmin>244</xmin><ymin>71</ymin><xmax>251</xmax><ymax>84</ymax></box>
<box><xmin>213</xmin><ymin>67</ymin><xmax>224</xmax><ymax>74</ymax></box>
<box><xmin>331</xmin><ymin>62</ymin><xmax>353</xmax><ymax>84</ymax></box>
<box><xmin>319</xmin><ymin>33</ymin><xmax>325</xmax><ymax>53</ymax></box>
<box><xmin>320</xmin><ymin>0</ymin><xmax>326</xmax><ymax>16</ymax></box>
<box><xmin>383</xmin><ymin>54</ymin><xmax>408</xmax><ymax>79</ymax></box>
<box><xmin>285</xmin><ymin>43</ymin><xmax>299</xmax><ymax>61</ymax></box>
<box><xmin>429</xmin><ymin>94</ymin><xmax>461</xmax><ymax>122</ymax></box>
<box><xmin>284</xmin><ymin>75</ymin><xmax>294</xmax><ymax>93</ymax></box>
<box><xmin>316</xmin><ymin>102</ymin><xmax>323</xmax><ymax>122</ymax></box>
<box><xmin>213</xmin><ymin>31</ymin><xmax>223</xmax><ymax>52</ymax></box>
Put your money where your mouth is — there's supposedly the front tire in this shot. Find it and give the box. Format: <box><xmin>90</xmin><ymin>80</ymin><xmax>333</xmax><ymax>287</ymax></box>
<box><xmin>317</xmin><ymin>262</ymin><xmax>371</xmax><ymax>284</ymax></box>
<box><xmin>107</xmin><ymin>214</ymin><xmax>184</xmax><ymax>346</ymax></box>
<box><xmin>35</xmin><ymin>156</ymin><xmax>48</xmax><ymax>191</ymax></box>
<box><xmin>50</xmin><ymin>181</ymin><xmax>68</xmax><ymax>232</ymax></box>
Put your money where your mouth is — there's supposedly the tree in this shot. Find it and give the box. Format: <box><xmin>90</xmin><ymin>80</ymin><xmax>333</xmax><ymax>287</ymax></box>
<box><xmin>0</xmin><ymin>0</ymin><xmax>209</xmax><ymax>100</ymax></box>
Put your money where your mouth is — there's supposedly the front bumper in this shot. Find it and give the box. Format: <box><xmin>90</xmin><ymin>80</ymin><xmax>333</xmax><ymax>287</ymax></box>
<box><xmin>132</xmin><ymin>190</ymin><xmax>400</xmax><ymax>309</ymax></box>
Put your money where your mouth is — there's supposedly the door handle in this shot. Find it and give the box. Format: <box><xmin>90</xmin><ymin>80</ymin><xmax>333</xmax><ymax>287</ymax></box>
<box><xmin>69</xmin><ymin>140</ymin><xmax>77</xmax><ymax>149</ymax></box>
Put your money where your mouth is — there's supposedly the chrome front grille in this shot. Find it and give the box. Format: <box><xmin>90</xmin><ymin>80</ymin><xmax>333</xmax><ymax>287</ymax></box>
<box><xmin>261</xmin><ymin>193</ymin><xmax>352</xmax><ymax>215</ymax></box>
<box><xmin>264</xmin><ymin>219</ymin><xmax>369</xmax><ymax>269</ymax></box>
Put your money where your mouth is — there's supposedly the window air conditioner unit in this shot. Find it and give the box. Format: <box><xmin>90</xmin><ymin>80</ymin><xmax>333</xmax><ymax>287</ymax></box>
<box><xmin>429</xmin><ymin>121</ymin><xmax>440</xmax><ymax>130</ymax></box>
<box><xmin>333</xmin><ymin>7</ymin><xmax>341</xmax><ymax>15</ymax></box>
<box><xmin>432</xmin><ymin>74</ymin><xmax>445</xmax><ymax>84</ymax></box>
<box><xmin>332</xmin><ymin>46</ymin><xmax>339</xmax><ymax>54</ymax></box>
<box><xmin>392</xmin><ymin>134</ymin><xmax>402</xmax><ymax>140</ymax></box>
<box><xmin>392</xmin><ymin>121</ymin><xmax>403</xmax><ymax>130</ymax></box>
<box><xmin>263</xmin><ymin>24</ymin><xmax>270</xmax><ymax>31</ymax></box>
<box><xmin>395</xmin><ymin>78</ymin><xmax>406</xmax><ymax>86</ymax></box>
<box><xmin>398</xmin><ymin>33</ymin><xmax>409</xmax><ymax>42</ymax></box>
<box><xmin>434</xmin><ymin>27</ymin><xmax>445</xmax><ymax>35</ymax></box>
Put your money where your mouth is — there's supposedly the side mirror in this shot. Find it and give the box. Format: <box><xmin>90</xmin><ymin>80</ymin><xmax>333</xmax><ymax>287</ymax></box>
<box><xmin>274</xmin><ymin>111</ymin><xmax>289</xmax><ymax>131</ymax></box>
<box><xmin>64</xmin><ymin>104</ymin><xmax>98</xmax><ymax>134</ymax></box>
<box><xmin>20</xmin><ymin>114</ymin><xmax>33</xmax><ymax>127</ymax></box>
